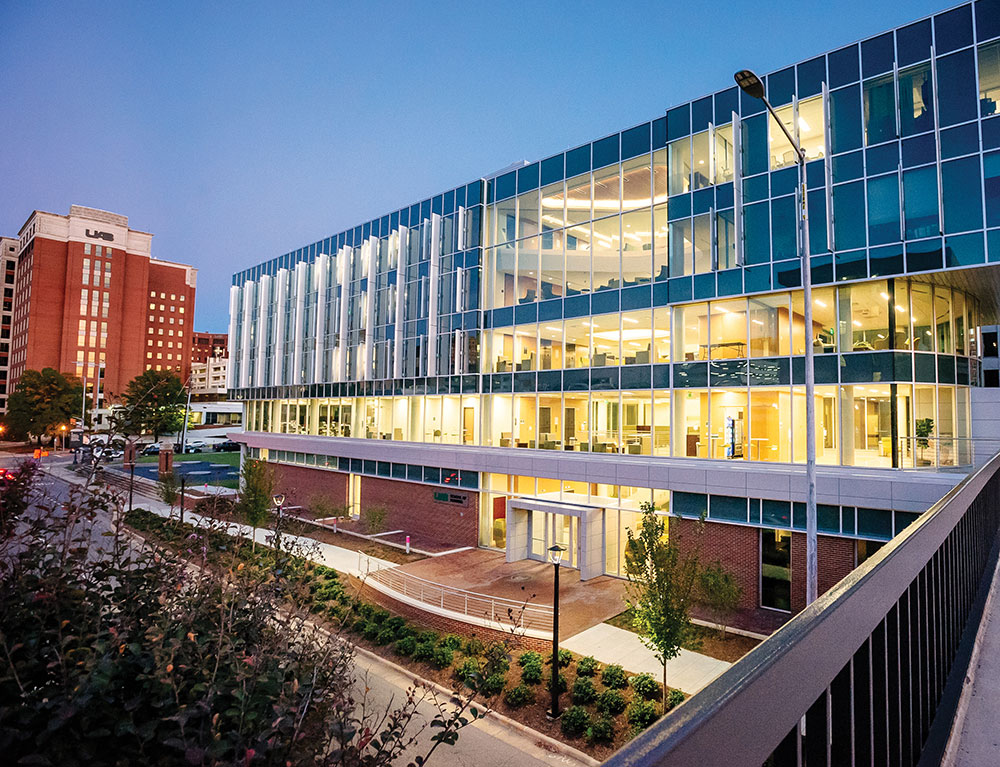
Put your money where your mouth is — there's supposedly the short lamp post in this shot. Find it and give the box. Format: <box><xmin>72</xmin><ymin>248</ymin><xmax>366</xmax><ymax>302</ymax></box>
<box><xmin>60</xmin><ymin>424</ymin><xmax>67</xmax><ymax>451</ymax></box>
<box><xmin>547</xmin><ymin>543</ymin><xmax>565</xmax><ymax>719</ymax></box>
<box><xmin>735</xmin><ymin>68</ymin><xmax>818</xmax><ymax>604</ymax></box>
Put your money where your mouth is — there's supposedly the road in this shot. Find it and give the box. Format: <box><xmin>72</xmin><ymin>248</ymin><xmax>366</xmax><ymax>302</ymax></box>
<box><xmin>1</xmin><ymin>453</ymin><xmax>580</xmax><ymax>767</ymax></box>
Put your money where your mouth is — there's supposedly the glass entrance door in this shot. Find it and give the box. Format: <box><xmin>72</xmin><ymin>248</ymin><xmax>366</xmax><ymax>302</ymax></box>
<box><xmin>528</xmin><ymin>511</ymin><xmax>578</xmax><ymax>567</ymax></box>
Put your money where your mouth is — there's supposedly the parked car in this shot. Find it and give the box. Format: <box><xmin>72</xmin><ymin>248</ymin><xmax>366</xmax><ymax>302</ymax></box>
<box><xmin>141</xmin><ymin>443</ymin><xmax>161</xmax><ymax>456</ymax></box>
<box><xmin>1</xmin><ymin>467</ymin><xmax>16</xmax><ymax>483</ymax></box>
<box><xmin>174</xmin><ymin>439</ymin><xmax>207</xmax><ymax>454</ymax></box>
<box><xmin>212</xmin><ymin>440</ymin><xmax>240</xmax><ymax>452</ymax></box>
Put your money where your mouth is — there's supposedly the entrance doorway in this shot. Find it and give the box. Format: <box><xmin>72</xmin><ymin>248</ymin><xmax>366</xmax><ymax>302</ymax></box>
<box><xmin>528</xmin><ymin>510</ymin><xmax>579</xmax><ymax>568</ymax></box>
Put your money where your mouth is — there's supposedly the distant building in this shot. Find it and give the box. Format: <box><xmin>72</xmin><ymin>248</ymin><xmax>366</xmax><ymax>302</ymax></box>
<box><xmin>190</xmin><ymin>331</ymin><xmax>228</xmax><ymax>365</ymax></box>
<box><xmin>0</xmin><ymin>236</ymin><xmax>17</xmax><ymax>413</ymax></box>
<box><xmin>190</xmin><ymin>355</ymin><xmax>229</xmax><ymax>398</ymax></box>
<box><xmin>7</xmin><ymin>205</ymin><xmax>197</xmax><ymax>410</ymax></box>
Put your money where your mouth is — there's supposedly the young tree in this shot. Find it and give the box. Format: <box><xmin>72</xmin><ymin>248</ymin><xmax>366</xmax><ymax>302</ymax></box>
<box><xmin>0</xmin><ymin>465</ymin><xmax>475</xmax><ymax>765</ymax></box>
<box><xmin>119</xmin><ymin>369</ymin><xmax>187</xmax><ymax>441</ymax></box>
<box><xmin>4</xmin><ymin>368</ymin><xmax>82</xmax><ymax>444</ymax></box>
<box><xmin>696</xmin><ymin>560</ymin><xmax>743</xmax><ymax>639</ymax></box>
<box><xmin>157</xmin><ymin>470</ymin><xmax>179</xmax><ymax>519</ymax></box>
<box><xmin>237</xmin><ymin>458</ymin><xmax>275</xmax><ymax>551</ymax></box>
<box><xmin>624</xmin><ymin>501</ymin><xmax>702</xmax><ymax>711</ymax></box>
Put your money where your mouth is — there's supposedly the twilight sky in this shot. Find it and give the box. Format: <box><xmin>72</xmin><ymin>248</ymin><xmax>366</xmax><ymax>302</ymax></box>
<box><xmin>0</xmin><ymin>0</ymin><xmax>949</xmax><ymax>332</ymax></box>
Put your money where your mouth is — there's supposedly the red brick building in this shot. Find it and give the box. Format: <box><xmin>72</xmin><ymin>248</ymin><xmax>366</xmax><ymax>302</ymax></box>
<box><xmin>6</xmin><ymin>206</ymin><xmax>197</xmax><ymax>406</ymax></box>
<box><xmin>190</xmin><ymin>331</ymin><xmax>228</xmax><ymax>364</ymax></box>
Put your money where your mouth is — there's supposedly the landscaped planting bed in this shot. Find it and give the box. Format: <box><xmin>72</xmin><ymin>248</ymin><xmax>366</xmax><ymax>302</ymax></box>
<box><xmin>124</xmin><ymin>509</ymin><xmax>688</xmax><ymax>758</ymax></box>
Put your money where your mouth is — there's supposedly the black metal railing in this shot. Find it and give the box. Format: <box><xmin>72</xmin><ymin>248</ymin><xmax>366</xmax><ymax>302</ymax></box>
<box><xmin>603</xmin><ymin>453</ymin><xmax>1000</xmax><ymax>767</ymax></box>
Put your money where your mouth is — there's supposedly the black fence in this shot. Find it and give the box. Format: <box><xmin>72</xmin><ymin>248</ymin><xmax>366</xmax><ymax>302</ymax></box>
<box><xmin>603</xmin><ymin>453</ymin><xmax>1000</xmax><ymax>767</ymax></box>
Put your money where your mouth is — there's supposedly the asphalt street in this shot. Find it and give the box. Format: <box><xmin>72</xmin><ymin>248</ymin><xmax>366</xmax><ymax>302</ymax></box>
<box><xmin>1</xmin><ymin>453</ymin><xmax>579</xmax><ymax>767</ymax></box>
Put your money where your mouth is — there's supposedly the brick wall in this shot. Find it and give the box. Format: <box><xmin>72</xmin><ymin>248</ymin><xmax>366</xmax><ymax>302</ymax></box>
<box><xmin>359</xmin><ymin>476</ymin><xmax>478</xmax><ymax>548</ymax></box>
<box><xmin>790</xmin><ymin>532</ymin><xmax>857</xmax><ymax>613</ymax></box>
<box><xmin>271</xmin><ymin>464</ymin><xmax>348</xmax><ymax>511</ymax></box>
<box><xmin>670</xmin><ymin>518</ymin><xmax>859</xmax><ymax>634</ymax></box>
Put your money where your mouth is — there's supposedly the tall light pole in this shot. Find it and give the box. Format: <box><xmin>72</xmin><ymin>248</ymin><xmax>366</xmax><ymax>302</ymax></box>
<box><xmin>547</xmin><ymin>543</ymin><xmax>565</xmax><ymax>719</ymax></box>
<box><xmin>735</xmin><ymin>69</ymin><xmax>818</xmax><ymax>605</ymax></box>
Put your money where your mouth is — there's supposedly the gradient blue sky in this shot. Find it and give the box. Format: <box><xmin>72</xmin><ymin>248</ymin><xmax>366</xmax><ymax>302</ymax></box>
<box><xmin>1</xmin><ymin>0</ymin><xmax>951</xmax><ymax>331</ymax></box>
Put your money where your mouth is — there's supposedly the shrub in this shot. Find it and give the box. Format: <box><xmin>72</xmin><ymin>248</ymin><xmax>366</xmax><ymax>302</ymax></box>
<box><xmin>561</xmin><ymin>706</ymin><xmax>591</xmax><ymax>738</ymax></box>
<box><xmin>383</xmin><ymin>616</ymin><xmax>408</xmax><ymax>637</ymax></box>
<box><xmin>518</xmin><ymin>650</ymin><xmax>543</xmax><ymax>667</ymax></box>
<box><xmin>667</xmin><ymin>688</ymin><xmax>687</xmax><ymax>710</ymax></box>
<box><xmin>369</xmin><ymin>609</ymin><xmax>390</xmax><ymax>625</ymax></box>
<box><xmin>352</xmin><ymin>616</ymin><xmax>368</xmax><ymax>633</ymax></box>
<box><xmin>431</xmin><ymin>645</ymin><xmax>454</xmax><ymax>669</ymax></box>
<box><xmin>456</xmin><ymin>658</ymin><xmax>481</xmax><ymax>685</ymax></box>
<box><xmin>587</xmin><ymin>716</ymin><xmax>616</xmax><ymax>744</ymax></box>
<box><xmin>416</xmin><ymin>630</ymin><xmax>439</xmax><ymax>645</ymax></box>
<box><xmin>571</xmin><ymin>676</ymin><xmax>597</xmax><ymax>705</ymax></box>
<box><xmin>463</xmin><ymin>638</ymin><xmax>485</xmax><ymax>657</ymax></box>
<box><xmin>479</xmin><ymin>673</ymin><xmax>506</xmax><ymax>697</ymax></box>
<box><xmin>412</xmin><ymin>641</ymin><xmax>436</xmax><ymax>663</ymax></box>
<box><xmin>521</xmin><ymin>660</ymin><xmax>543</xmax><ymax>685</ymax></box>
<box><xmin>597</xmin><ymin>689</ymin><xmax>627</xmax><ymax>716</ymax></box>
<box><xmin>629</xmin><ymin>673</ymin><xmax>660</xmax><ymax>700</ymax></box>
<box><xmin>504</xmin><ymin>684</ymin><xmax>535</xmax><ymax>708</ymax></box>
<box><xmin>439</xmin><ymin>633</ymin><xmax>463</xmax><ymax>650</ymax></box>
<box><xmin>557</xmin><ymin>648</ymin><xmax>573</xmax><ymax>668</ymax></box>
<box><xmin>482</xmin><ymin>641</ymin><xmax>510</xmax><ymax>677</ymax></box>
<box><xmin>546</xmin><ymin>671</ymin><xmax>567</xmax><ymax>694</ymax></box>
<box><xmin>576</xmin><ymin>655</ymin><xmax>599</xmax><ymax>677</ymax></box>
<box><xmin>374</xmin><ymin>626</ymin><xmax>397</xmax><ymax>645</ymax></box>
<box><xmin>362</xmin><ymin>621</ymin><xmax>381</xmax><ymax>642</ymax></box>
<box><xmin>394</xmin><ymin>636</ymin><xmax>417</xmax><ymax>657</ymax></box>
<box><xmin>354</xmin><ymin>601</ymin><xmax>375</xmax><ymax>620</ymax></box>
<box><xmin>601</xmin><ymin>664</ymin><xmax>628</xmax><ymax>689</ymax></box>
<box><xmin>627</xmin><ymin>699</ymin><xmax>660</xmax><ymax>732</ymax></box>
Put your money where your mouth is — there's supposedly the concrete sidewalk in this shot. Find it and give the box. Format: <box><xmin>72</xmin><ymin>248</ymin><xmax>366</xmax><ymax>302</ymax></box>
<box><xmin>561</xmin><ymin>622</ymin><xmax>731</xmax><ymax>695</ymax></box>
<box><xmin>44</xmin><ymin>463</ymin><xmax>396</xmax><ymax>578</ymax></box>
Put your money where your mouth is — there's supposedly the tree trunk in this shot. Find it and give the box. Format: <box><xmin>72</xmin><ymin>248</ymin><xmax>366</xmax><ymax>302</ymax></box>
<box><xmin>662</xmin><ymin>661</ymin><xmax>667</xmax><ymax>712</ymax></box>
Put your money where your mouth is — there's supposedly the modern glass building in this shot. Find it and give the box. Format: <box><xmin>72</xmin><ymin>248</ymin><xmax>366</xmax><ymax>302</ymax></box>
<box><xmin>230</xmin><ymin>0</ymin><xmax>1000</xmax><ymax>629</ymax></box>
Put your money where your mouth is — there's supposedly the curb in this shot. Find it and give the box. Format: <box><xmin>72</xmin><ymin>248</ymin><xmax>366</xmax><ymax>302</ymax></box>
<box><xmin>350</xmin><ymin>643</ymin><xmax>600</xmax><ymax>767</ymax></box>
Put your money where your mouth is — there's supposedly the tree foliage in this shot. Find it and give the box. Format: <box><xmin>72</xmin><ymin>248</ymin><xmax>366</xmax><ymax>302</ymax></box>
<box><xmin>236</xmin><ymin>459</ymin><xmax>275</xmax><ymax>550</ymax></box>
<box><xmin>696</xmin><ymin>560</ymin><xmax>743</xmax><ymax>638</ymax></box>
<box><xmin>623</xmin><ymin>502</ymin><xmax>701</xmax><ymax>710</ymax></box>
<box><xmin>0</xmin><ymin>465</ymin><xmax>474</xmax><ymax>766</ymax></box>
<box><xmin>118</xmin><ymin>369</ymin><xmax>187</xmax><ymax>441</ymax></box>
<box><xmin>4</xmin><ymin>368</ymin><xmax>82</xmax><ymax>443</ymax></box>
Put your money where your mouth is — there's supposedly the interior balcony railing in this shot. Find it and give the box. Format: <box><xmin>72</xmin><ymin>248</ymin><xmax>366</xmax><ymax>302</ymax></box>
<box><xmin>602</xmin><ymin>452</ymin><xmax>1000</xmax><ymax>767</ymax></box>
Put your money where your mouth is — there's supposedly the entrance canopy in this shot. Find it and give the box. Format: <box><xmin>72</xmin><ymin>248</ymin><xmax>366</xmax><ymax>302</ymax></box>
<box><xmin>506</xmin><ymin>496</ymin><xmax>604</xmax><ymax>580</ymax></box>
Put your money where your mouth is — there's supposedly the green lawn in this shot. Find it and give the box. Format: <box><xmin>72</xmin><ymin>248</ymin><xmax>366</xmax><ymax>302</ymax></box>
<box><xmin>136</xmin><ymin>451</ymin><xmax>241</xmax><ymax>467</ymax></box>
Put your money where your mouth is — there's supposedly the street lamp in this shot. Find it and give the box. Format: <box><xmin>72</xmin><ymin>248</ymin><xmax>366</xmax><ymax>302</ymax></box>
<box><xmin>60</xmin><ymin>424</ymin><xmax>67</xmax><ymax>451</ymax></box>
<box><xmin>547</xmin><ymin>543</ymin><xmax>565</xmax><ymax>719</ymax></box>
<box><xmin>734</xmin><ymin>69</ymin><xmax>818</xmax><ymax>604</ymax></box>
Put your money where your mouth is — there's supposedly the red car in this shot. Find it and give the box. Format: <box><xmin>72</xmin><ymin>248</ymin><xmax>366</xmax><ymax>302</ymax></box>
<box><xmin>1</xmin><ymin>468</ymin><xmax>16</xmax><ymax>482</ymax></box>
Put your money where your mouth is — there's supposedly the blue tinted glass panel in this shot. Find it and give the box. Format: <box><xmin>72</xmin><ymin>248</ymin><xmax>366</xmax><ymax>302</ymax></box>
<box><xmin>540</xmin><ymin>154</ymin><xmax>564</xmax><ymax>185</ymax></box>
<box><xmin>902</xmin><ymin>133</ymin><xmax>936</xmax><ymax>168</ymax></box>
<box><xmin>946</xmin><ymin>232</ymin><xmax>986</xmax><ymax>266</ymax></box>
<box><xmin>977</xmin><ymin>0</ymin><xmax>1000</xmax><ymax>41</ymax></box>
<box><xmin>741</xmin><ymin>114</ymin><xmax>768</xmax><ymax>176</ymax></box>
<box><xmin>592</xmin><ymin>134</ymin><xmax>620</xmax><ymax>168</ymax></box>
<box><xmin>866</xmin><ymin>143</ymin><xmax>899</xmax><ymax>175</ymax></box>
<box><xmin>797</xmin><ymin>56</ymin><xmax>826</xmax><ymax>97</ymax></box>
<box><xmin>517</xmin><ymin>163</ymin><xmax>539</xmax><ymax>193</ymax></box>
<box><xmin>833</xmin><ymin>181</ymin><xmax>866</xmax><ymax>250</ymax></box>
<box><xmin>862</xmin><ymin>32</ymin><xmax>894</xmax><ymax>77</ymax></box>
<box><xmin>565</xmin><ymin>144</ymin><xmax>590</xmax><ymax>177</ymax></box>
<box><xmin>666</xmin><ymin>104</ymin><xmax>690</xmax><ymax>140</ymax></box>
<box><xmin>936</xmin><ymin>50</ymin><xmax>978</xmax><ymax>126</ymax></box>
<box><xmin>986</xmin><ymin>151</ymin><xmax>1000</xmax><ymax>227</ymax></box>
<box><xmin>831</xmin><ymin>85</ymin><xmax>863</xmax><ymax>154</ymax></box>
<box><xmin>942</xmin><ymin>156</ymin><xmax>984</xmax><ymax>233</ymax></box>
<box><xmin>710</xmin><ymin>495</ymin><xmax>748</xmax><ymax>523</ymax></box>
<box><xmin>867</xmin><ymin>174</ymin><xmax>901</xmax><ymax>245</ymax></box>
<box><xmin>744</xmin><ymin>202</ymin><xmax>771</xmax><ymax>264</ymax></box>
<box><xmin>691</xmin><ymin>96</ymin><xmax>713</xmax><ymax>131</ymax></box>
<box><xmin>898</xmin><ymin>63</ymin><xmax>934</xmax><ymax>137</ymax></box>
<box><xmin>621</xmin><ymin>123</ymin><xmax>651</xmax><ymax>160</ymax></box>
<box><xmin>897</xmin><ymin>19</ymin><xmax>932</xmax><ymax>66</ymax></box>
<box><xmin>940</xmin><ymin>123</ymin><xmax>979</xmax><ymax>159</ymax></box>
<box><xmin>864</xmin><ymin>75</ymin><xmax>897</xmax><ymax>145</ymax></box>
<box><xmin>714</xmin><ymin>87</ymin><xmax>739</xmax><ymax>123</ymax></box>
<box><xmin>768</xmin><ymin>67</ymin><xmax>795</xmax><ymax>106</ymax></box>
<box><xmin>903</xmin><ymin>166</ymin><xmax>940</xmax><ymax>239</ymax></box>
<box><xmin>771</xmin><ymin>196</ymin><xmax>796</xmax><ymax>261</ymax></box>
<box><xmin>829</xmin><ymin>45</ymin><xmax>860</xmax><ymax>87</ymax></box>
<box><xmin>495</xmin><ymin>171</ymin><xmax>516</xmax><ymax>200</ymax></box>
<box><xmin>832</xmin><ymin>151</ymin><xmax>864</xmax><ymax>183</ymax></box>
<box><xmin>934</xmin><ymin>5</ymin><xmax>973</xmax><ymax>53</ymax></box>
<box><xmin>807</xmin><ymin>190</ymin><xmax>828</xmax><ymax>253</ymax></box>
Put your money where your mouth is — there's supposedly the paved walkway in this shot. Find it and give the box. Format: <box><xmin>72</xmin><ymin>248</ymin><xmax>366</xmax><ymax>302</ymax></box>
<box><xmin>44</xmin><ymin>463</ymin><xmax>395</xmax><ymax>578</ymax></box>
<box><xmin>946</xmin><ymin>550</ymin><xmax>1000</xmax><ymax>766</ymax></box>
<box><xmin>561</xmin><ymin>623</ymin><xmax>732</xmax><ymax>695</ymax></box>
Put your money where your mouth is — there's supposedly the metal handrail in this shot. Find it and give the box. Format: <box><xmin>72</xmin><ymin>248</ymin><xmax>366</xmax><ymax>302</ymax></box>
<box><xmin>357</xmin><ymin>552</ymin><xmax>553</xmax><ymax>632</ymax></box>
<box><xmin>603</xmin><ymin>451</ymin><xmax>1000</xmax><ymax>766</ymax></box>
